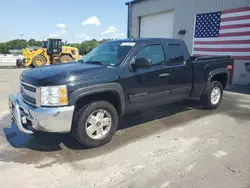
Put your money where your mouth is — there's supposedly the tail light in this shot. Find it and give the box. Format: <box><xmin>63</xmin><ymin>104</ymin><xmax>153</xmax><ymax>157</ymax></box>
<box><xmin>226</xmin><ymin>65</ymin><xmax>232</xmax><ymax>70</ymax></box>
<box><xmin>227</xmin><ymin>64</ymin><xmax>234</xmax><ymax>77</ymax></box>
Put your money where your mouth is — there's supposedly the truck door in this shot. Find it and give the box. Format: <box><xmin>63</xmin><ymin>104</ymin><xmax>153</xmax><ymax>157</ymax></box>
<box><xmin>124</xmin><ymin>41</ymin><xmax>172</xmax><ymax>112</ymax></box>
<box><xmin>165</xmin><ymin>43</ymin><xmax>192</xmax><ymax>101</ymax></box>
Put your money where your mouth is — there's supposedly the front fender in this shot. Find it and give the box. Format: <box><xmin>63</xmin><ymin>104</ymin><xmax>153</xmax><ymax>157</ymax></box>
<box><xmin>69</xmin><ymin>83</ymin><xmax>125</xmax><ymax>115</ymax></box>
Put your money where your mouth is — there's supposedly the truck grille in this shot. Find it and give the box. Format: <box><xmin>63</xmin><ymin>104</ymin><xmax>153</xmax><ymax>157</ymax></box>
<box><xmin>21</xmin><ymin>82</ymin><xmax>37</xmax><ymax>106</ymax></box>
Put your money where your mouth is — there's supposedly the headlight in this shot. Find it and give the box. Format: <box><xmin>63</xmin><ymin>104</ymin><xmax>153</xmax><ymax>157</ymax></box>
<box><xmin>40</xmin><ymin>85</ymin><xmax>68</xmax><ymax>106</ymax></box>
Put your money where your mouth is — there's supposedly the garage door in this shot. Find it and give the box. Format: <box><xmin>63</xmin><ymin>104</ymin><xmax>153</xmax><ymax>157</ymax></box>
<box><xmin>140</xmin><ymin>10</ymin><xmax>174</xmax><ymax>38</ymax></box>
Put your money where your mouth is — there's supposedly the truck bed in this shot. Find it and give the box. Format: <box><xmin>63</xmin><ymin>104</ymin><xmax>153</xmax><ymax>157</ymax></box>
<box><xmin>190</xmin><ymin>55</ymin><xmax>234</xmax><ymax>98</ymax></box>
<box><xmin>191</xmin><ymin>55</ymin><xmax>231</xmax><ymax>61</ymax></box>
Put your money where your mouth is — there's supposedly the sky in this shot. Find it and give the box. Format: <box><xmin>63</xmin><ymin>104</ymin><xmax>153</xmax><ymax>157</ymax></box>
<box><xmin>0</xmin><ymin>0</ymin><xmax>129</xmax><ymax>43</ymax></box>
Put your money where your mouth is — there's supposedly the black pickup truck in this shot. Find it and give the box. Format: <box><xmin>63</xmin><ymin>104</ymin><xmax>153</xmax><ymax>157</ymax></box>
<box><xmin>9</xmin><ymin>38</ymin><xmax>234</xmax><ymax>148</ymax></box>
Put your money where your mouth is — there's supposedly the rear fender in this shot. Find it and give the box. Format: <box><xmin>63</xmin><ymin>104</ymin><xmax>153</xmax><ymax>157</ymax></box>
<box><xmin>202</xmin><ymin>68</ymin><xmax>229</xmax><ymax>95</ymax></box>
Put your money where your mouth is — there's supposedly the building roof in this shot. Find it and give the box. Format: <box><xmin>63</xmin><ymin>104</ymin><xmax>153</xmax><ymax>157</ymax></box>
<box><xmin>125</xmin><ymin>0</ymin><xmax>147</xmax><ymax>5</ymax></box>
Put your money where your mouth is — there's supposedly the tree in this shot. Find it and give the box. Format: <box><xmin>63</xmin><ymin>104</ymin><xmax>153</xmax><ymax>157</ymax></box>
<box><xmin>0</xmin><ymin>43</ymin><xmax>9</xmax><ymax>54</ymax></box>
<box><xmin>100</xmin><ymin>39</ymin><xmax>111</xmax><ymax>44</ymax></box>
<box><xmin>28</xmin><ymin>39</ymin><xmax>36</xmax><ymax>46</ymax></box>
<box><xmin>33</xmin><ymin>40</ymin><xmax>42</xmax><ymax>47</ymax></box>
<box><xmin>6</xmin><ymin>39</ymin><xmax>28</xmax><ymax>49</ymax></box>
<box><xmin>0</xmin><ymin>38</ymin><xmax>111</xmax><ymax>55</ymax></box>
<box><xmin>28</xmin><ymin>39</ymin><xmax>42</xmax><ymax>47</ymax></box>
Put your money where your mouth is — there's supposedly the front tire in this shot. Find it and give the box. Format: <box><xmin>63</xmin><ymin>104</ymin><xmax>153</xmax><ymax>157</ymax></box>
<box><xmin>72</xmin><ymin>101</ymin><xmax>118</xmax><ymax>148</ymax></box>
<box><xmin>16</xmin><ymin>59</ymin><xmax>22</xmax><ymax>67</ymax></box>
<box><xmin>21</xmin><ymin>58</ymin><xmax>26</xmax><ymax>67</ymax></box>
<box><xmin>32</xmin><ymin>55</ymin><xmax>46</xmax><ymax>67</ymax></box>
<box><xmin>201</xmin><ymin>81</ymin><xmax>223</xmax><ymax>109</ymax></box>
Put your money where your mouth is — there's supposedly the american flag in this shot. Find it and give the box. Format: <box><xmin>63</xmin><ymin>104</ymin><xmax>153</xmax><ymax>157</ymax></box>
<box><xmin>192</xmin><ymin>7</ymin><xmax>250</xmax><ymax>60</ymax></box>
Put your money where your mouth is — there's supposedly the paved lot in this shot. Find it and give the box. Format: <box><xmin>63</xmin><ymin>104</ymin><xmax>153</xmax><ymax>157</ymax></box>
<box><xmin>0</xmin><ymin>68</ymin><xmax>250</xmax><ymax>188</ymax></box>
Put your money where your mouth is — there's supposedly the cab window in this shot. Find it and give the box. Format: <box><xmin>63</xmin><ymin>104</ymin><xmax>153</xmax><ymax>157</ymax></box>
<box><xmin>136</xmin><ymin>44</ymin><xmax>165</xmax><ymax>66</ymax></box>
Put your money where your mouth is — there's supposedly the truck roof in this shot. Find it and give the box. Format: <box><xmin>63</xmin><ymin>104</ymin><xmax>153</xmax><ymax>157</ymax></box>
<box><xmin>107</xmin><ymin>38</ymin><xmax>183</xmax><ymax>44</ymax></box>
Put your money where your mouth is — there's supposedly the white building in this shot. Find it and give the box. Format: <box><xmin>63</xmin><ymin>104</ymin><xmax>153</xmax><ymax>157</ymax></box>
<box><xmin>126</xmin><ymin>0</ymin><xmax>250</xmax><ymax>86</ymax></box>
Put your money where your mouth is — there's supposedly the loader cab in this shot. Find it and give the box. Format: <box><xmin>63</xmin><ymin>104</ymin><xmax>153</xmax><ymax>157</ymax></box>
<box><xmin>47</xmin><ymin>38</ymin><xmax>62</xmax><ymax>55</ymax></box>
<box><xmin>41</xmin><ymin>41</ymin><xmax>47</xmax><ymax>48</ymax></box>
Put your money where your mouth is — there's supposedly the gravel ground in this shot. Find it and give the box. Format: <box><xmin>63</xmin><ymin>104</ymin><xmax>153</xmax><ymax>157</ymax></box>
<box><xmin>0</xmin><ymin>68</ymin><xmax>250</xmax><ymax>188</ymax></box>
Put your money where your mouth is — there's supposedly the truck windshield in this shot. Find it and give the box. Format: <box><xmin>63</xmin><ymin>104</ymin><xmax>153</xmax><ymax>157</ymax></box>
<box><xmin>80</xmin><ymin>41</ymin><xmax>136</xmax><ymax>66</ymax></box>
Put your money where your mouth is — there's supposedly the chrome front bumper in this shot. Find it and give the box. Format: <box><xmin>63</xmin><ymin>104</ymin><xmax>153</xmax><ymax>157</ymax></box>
<box><xmin>8</xmin><ymin>92</ymin><xmax>75</xmax><ymax>134</ymax></box>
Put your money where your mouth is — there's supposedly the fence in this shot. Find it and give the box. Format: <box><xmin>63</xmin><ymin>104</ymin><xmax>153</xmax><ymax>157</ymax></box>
<box><xmin>0</xmin><ymin>54</ymin><xmax>23</xmax><ymax>67</ymax></box>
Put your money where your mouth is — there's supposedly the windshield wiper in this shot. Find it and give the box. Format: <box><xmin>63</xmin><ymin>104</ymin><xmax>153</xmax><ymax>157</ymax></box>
<box><xmin>85</xmin><ymin>61</ymin><xmax>115</xmax><ymax>67</ymax></box>
<box><xmin>85</xmin><ymin>61</ymin><xmax>105</xmax><ymax>66</ymax></box>
<box><xmin>77</xmin><ymin>60</ymin><xmax>115</xmax><ymax>67</ymax></box>
<box><xmin>76</xmin><ymin>59</ymin><xmax>84</xmax><ymax>63</ymax></box>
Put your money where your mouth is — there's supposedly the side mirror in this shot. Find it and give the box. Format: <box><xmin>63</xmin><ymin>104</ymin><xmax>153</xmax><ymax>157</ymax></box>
<box><xmin>77</xmin><ymin>59</ymin><xmax>84</xmax><ymax>63</ymax></box>
<box><xmin>132</xmin><ymin>58</ymin><xmax>152</xmax><ymax>70</ymax></box>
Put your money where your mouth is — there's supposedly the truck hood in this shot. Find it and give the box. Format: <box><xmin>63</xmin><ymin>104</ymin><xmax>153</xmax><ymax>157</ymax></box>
<box><xmin>21</xmin><ymin>62</ymin><xmax>107</xmax><ymax>86</ymax></box>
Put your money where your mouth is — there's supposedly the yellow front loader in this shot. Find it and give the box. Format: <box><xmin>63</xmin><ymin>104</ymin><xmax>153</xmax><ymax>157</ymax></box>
<box><xmin>16</xmin><ymin>38</ymin><xmax>81</xmax><ymax>67</ymax></box>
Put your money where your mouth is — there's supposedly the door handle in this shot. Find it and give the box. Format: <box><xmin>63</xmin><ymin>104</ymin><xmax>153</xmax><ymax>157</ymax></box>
<box><xmin>159</xmin><ymin>73</ymin><xmax>170</xmax><ymax>77</ymax></box>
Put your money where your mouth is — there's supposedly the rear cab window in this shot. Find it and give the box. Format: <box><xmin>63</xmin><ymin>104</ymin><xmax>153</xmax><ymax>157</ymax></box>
<box><xmin>165</xmin><ymin>44</ymin><xmax>185</xmax><ymax>66</ymax></box>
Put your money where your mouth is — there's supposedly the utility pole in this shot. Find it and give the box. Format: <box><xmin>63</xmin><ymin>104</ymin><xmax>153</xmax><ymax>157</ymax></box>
<box><xmin>127</xmin><ymin>1</ymin><xmax>132</xmax><ymax>39</ymax></box>
<box><xmin>20</xmin><ymin>34</ymin><xmax>24</xmax><ymax>50</ymax></box>
<box><xmin>72</xmin><ymin>31</ymin><xmax>74</xmax><ymax>43</ymax></box>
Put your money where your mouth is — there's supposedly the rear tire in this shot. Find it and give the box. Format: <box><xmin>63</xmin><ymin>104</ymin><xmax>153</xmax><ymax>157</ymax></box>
<box><xmin>32</xmin><ymin>55</ymin><xmax>46</xmax><ymax>67</ymax></box>
<box><xmin>60</xmin><ymin>55</ymin><xmax>73</xmax><ymax>63</ymax></box>
<box><xmin>72</xmin><ymin>101</ymin><xmax>118</xmax><ymax>148</ymax></box>
<box><xmin>201</xmin><ymin>81</ymin><xmax>223</xmax><ymax>109</ymax></box>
